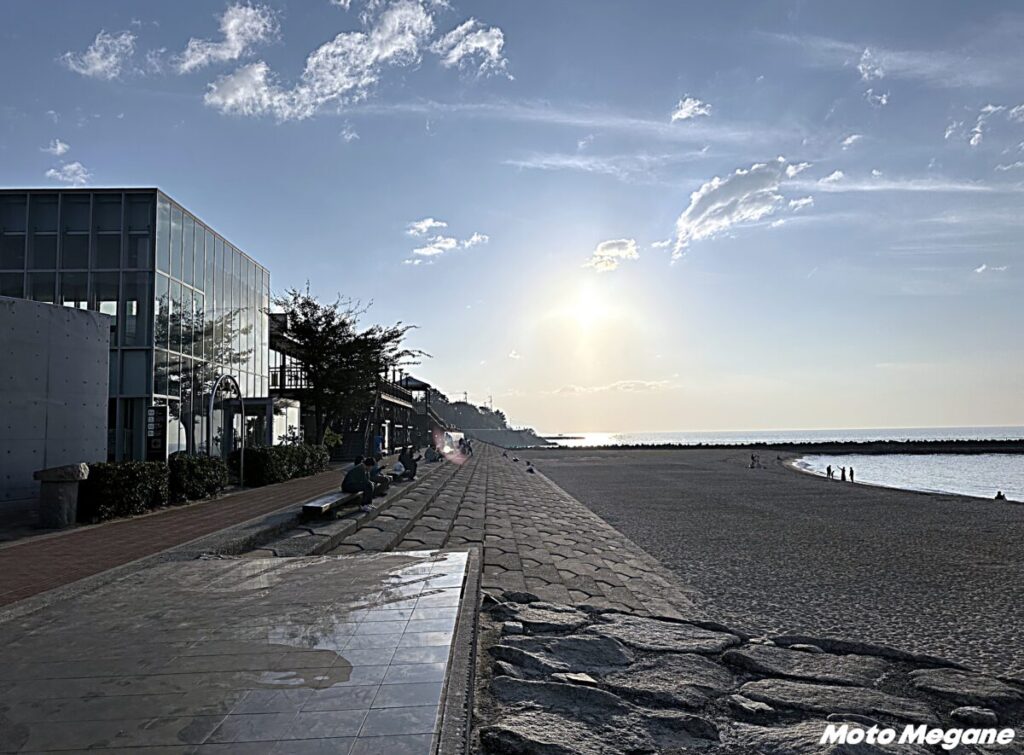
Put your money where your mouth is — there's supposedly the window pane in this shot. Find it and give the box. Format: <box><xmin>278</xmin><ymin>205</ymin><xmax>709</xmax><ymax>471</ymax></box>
<box><xmin>194</xmin><ymin>227</ymin><xmax>206</xmax><ymax>293</ymax></box>
<box><xmin>28</xmin><ymin>195</ymin><xmax>57</xmax><ymax>233</ymax></box>
<box><xmin>182</xmin><ymin>216</ymin><xmax>194</xmax><ymax>286</ymax></box>
<box><xmin>109</xmin><ymin>351</ymin><xmax>119</xmax><ymax>397</ymax></box>
<box><xmin>204</xmin><ymin>230</ymin><xmax>214</xmax><ymax>296</ymax></box>
<box><xmin>155</xmin><ymin>274</ymin><xmax>169</xmax><ymax>350</ymax></box>
<box><xmin>90</xmin><ymin>273</ymin><xmax>120</xmax><ymax>337</ymax></box>
<box><xmin>30</xmin><ymin>234</ymin><xmax>57</xmax><ymax>268</ymax></box>
<box><xmin>121</xmin><ymin>350</ymin><xmax>149</xmax><ymax>395</ymax></box>
<box><xmin>1</xmin><ymin>235</ymin><xmax>25</xmax><ymax>269</ymax></box>
<box><xmin>1</xmin><ymin>195</ymin><xmax>27</xmax><ymax>232</ymax></box>
<box><xmin>121</xmin><ymin>272</ymin><xmax>153</xmax><ymax>347</ymax></box>
<box><xmin>94</xmin><ymin>233</ymin><xmax>121</xmax><ymax>268</ymax></box>
<box><xmin>194</xmin><ymin>292</ymin><xmax>205</xmax><ymax>361</ymax></box>
<box><xmin>26</xmin><ymin>272</ymin><xmax>55</xmax><ymax>303</ymax></box>
<box><xmin>94</xmin><ymin>195</ymin><xmax>122</xmax><ymax>232</ymax></box>
<box><xmin>127</xmin><ymin>194</ymin><xmax>152</xmax><ymax>232</ymax></box>
<box><xmin>125</xmin><ymin>234</ymin><xmax>150</xmax><ymax>269</ymax></box>
<box><xmin>156</xmin><ymin>198</ymin><xmax>170</xmax><ymax>273</ymax></box>
<box><xmin>170</xmin><ymin>207</ymin><xmax>182</xmax><ymax>280</ymax></box>
<box><xmin>182</xmin><ymin>288</ymin><xmax>194</xmax><ymax>357</ymax></box>
<box><xmin>59</xmin><ymin>272</ymin><xmax>89</xmax><ymax>309</ymax></box>
<box><xmin>61</xmin><ymin>233</ymin><xmax>89</xmax><ymax>268</ymax></box>
<box><xmin>155</xmin><ymin>349</ymin><xmax>169</xmax><ymax>396</ymax></box>
<box><xmin>63</xmin><ymin>196</ymin><xmax>90</xmax><ymax>232</ymax></box>
<box><xmin>0</xmin><ymin>272</ymin><xmax>24</xmax><ymax>297</ymax></box>
<box><xmin>170</xmin><ymin>280</ymin><xmax>182</xmax><ymax>353</ymax></box>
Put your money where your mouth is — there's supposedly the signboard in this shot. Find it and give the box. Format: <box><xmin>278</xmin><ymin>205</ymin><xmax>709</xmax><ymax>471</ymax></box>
<box><xmin>145</xmin><ymin>405</ymin><xmax>169</xmax><ymax>462</ymax></box>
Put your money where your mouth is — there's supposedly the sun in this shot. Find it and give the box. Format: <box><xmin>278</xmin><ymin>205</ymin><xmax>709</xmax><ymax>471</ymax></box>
<box><xmin>570</xmin><ymin>281</ymin><xmax>611</xmax><ymax>331</ymax></box>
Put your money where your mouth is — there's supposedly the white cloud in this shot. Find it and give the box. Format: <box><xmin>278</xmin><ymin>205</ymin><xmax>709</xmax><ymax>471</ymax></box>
<box><xmin>412</xmin><ymin>235</ymin><xmax>458</xmax><ymax>256</ymax></box>
<box><xmin>340</xmin><ymin>124</ymin><xmax>360</xmax><ymax>142</ymax></box>
<box><xmin>969</xmin><ymin>104</ymin><xmax>1005</xmax><ymax>147</ymax></box>
<box><xmin>503</xmin><ymin>150</ymin><xmax>706</xmax><ymax>183</ymax></box>
<box><xmin>508</xmin><ymin>350</ymin><xmax>521</xmax><ymax>360</ymax></box>
<box><xmin>407</xmin><ymin>217</ymin><xmax>448</xmax><ymax>236</ymax></box>
<box><xmin>205</xmin><ymin>0</ymin><xmax>435</xmax><ymax>120</ymax></box>
<box><xmin>60</xmin><ymin>30</ymin><xmax>135</xmax><ymax>79</ymax></box>
<box><xmin>41</xmin><ymin>139</ymin><xmax>70</xmax><ymax>156</ymax></box>
<box><xmin>554</xmin><ymin>379</ymin><xmax>672</xmax><ymax>395</ymax></box>
<box><xmin>577</xmin><ymin>134</ymin><xmax>593</xmax><ymax>150</ymax></box>
<box><xmin>995</xmin><ymin>161</ymin><xmax>1024</xmax><ymax>171</ymax></box>
<box><xmin>672</xmin><ymin>158</ymin><xmax>800</xmax><ymax>260</ymax></box>
<box><xmin>840</xmin><ymin>134</ymin><xmax>862</xmax><ymax>149</ymax></box>
<box><xmin>820</xmin><ymin>170</ymin><xmax>845</xmax><ymax>184</ymax></box>
<box><xmin>785</xmin><ymin>161</ymin><xmax>811</xmax><ymax>178</ymax></box>
<box><xmin>650</xmin><ymin>239</ymin><xmax>672</xmax><ymax>249</ymax></box>
<box><xmin>944</xmin><ymin>120</ymin><xmax>962</xmax><ymax>140</ymax></box>
<box><xmin>1009</xmin><ymin>104</ymin><xmax>1024</xmax><ymax>123</ymax></box>
<box><xmin>788</xmin><ymin>196</ymin><xmax>814</xmax><ymax>211</ymax></box>
<box><xmin>857</xmin><ymin>48</ymin><xmax>885</xmax><ymax>80</ymax></box>
<box><xmin>178</xmin><ymin>3</ymin><xmax>277</xmax><ymax>74</ymax></box>
<box><xmin>864</xmin><ymin>88</ymin><xmax>889</xmax><ymax>107</ymax></box>
<box><xmin>871</xmin><ymin>169</ymin><xmax>883</xmax><ymax>177</ymax></box>
<box><xmin>974</xmin><ymin>263</ymin><xmax>1009</xmax><ymax>273</ymax></box>
<box><xmin>671</xmin><ymin>96</ymin><xmax>712</xmax><ymax>122</ymax></box>
<box><xmin>431</xmin><ymin>19</ymin><xmax>509</xmax><ymax>77</ymax></box>
<box><xmin>45</xmin><ymin>161</ymin><xmax>90</xmax><ymax>186</ymax></box>
<box><xmin>46</xmin><ymin>110</ymin><xmax>59</xmax><ymax>124</ymax></box>
<box><xmin>462</xmin><ymin>232</ymin><xmax>489</xmax><ymax>248</ymax></box>
<box><xmin>584</xmin><ymin>238</ymin><xmax>639</xmax><ymax>273</ymax></box>
<box><xmin>330</xmin><ymin>0</ymin><xmax>353</xmax><ymax>8</ymax></box>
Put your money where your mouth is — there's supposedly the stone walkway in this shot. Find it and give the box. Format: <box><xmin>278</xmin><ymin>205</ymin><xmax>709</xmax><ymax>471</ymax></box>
<box><xmin>328</xmin><ymin>445</ymin><xmax>704</xmax><ymax>620</ymax></box>
<box><xmin>0</xmin><ymin>469</ymin><xmax>342</xmax><ymax>607</ymax></box>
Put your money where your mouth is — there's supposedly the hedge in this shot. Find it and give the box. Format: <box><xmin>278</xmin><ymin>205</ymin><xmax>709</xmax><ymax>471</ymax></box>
<box><xmin>169</xmin><ymin>454</ymin><xmax>229</xmax><ymax>503</ymax></box>
<box><xmin>230</xmin><ymin>444</ymin><xmax>331</xmax><ymax>487</ymax></box>
<box><xmin>78</xmin><ymin>461</ymin><xmax>169</xmax><ymax>523</ymax></box>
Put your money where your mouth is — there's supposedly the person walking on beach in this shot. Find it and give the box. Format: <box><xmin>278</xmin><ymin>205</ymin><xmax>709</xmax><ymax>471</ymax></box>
<box><xmin>841</xmin><ymin>466</ymin><xmax>847</xmax><ymax>482</ymax></box>
<box><xmin>849</xmin><ymin>467</ymin><xmax>855</xmax><ymax>483</ymax></box>
<box><xmin>826</xmin><ymin>464</ymin><xmax>833</xmax><ymax>480</ymax></box>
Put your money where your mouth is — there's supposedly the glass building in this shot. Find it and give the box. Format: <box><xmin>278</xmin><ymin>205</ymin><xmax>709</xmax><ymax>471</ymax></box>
<box><xmin>0</xmin><ymin>188</ymin><xmax>270</xmax><ymax>461</ymax></box>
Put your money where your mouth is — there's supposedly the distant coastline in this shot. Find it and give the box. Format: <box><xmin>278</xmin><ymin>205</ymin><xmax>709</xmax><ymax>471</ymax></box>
<box><xmin>514</xmin><ymin>438</ymin><xmax>1024</xmax><ymax>454</ymax></box>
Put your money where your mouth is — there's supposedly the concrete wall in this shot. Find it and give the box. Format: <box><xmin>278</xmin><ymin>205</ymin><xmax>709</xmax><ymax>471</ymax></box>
<box><xmin>0</xmin><ymin>297</ymin><xmax>111</xmax><ymax>502</ymax></box>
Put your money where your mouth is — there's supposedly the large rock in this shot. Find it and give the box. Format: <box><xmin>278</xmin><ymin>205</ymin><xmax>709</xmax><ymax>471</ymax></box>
<box><xmin>908</xmin><ymin>668</ymin><xmax>1022</xmax><ymax>707</ymax></box>
<box><xmin>479</xmin><ymin>710</ymin><xmax>651</xmax><ymax>755</ymax></box>
<box><xmin>603</xmin><ymin>653</ymin><xmax>735</xmax><ymax>709</ymax></box>
<box><xmin>722</xmin><ymin>720</ymin><xmax>932</xmax><ymax>754</ymax></box>
<box><xmin>503</xmin><ymin>634</ymin><xmax>633</xmax><ymax>672</ymax></box>
<box><xmin>950</xmin><ymin>706</ymin><xmax>999</xmax><ymax>726</ymax></box>
<box><xmin>488</xmin><ymin>644</ymin><xmax>569</xmax><ymax>677</ymax></box>
<box><xmin>489</xmin><ymin>676</ymin><xmax>632</xmax><ymax>721</ymax></box>
<box><xmin>722</xmin><ymin>643</ymin><xmax>890</xmax><ymax>687</ymax></box>
<box><xmin>514</xmin><ymin>604</ymin><xmax>590</xmax><ymax>634</ymax></box>
<box><xmin>740</xmin><ymin>679</ymin><xmax>939</xmax><ymax>725</ymax></box>
<box><xmin>589</xmin><ymin>613</ymin><xmax>740</xmax><ymax>654</ymax></box>
<box><xmin>771</xmin><ymin>634</ymin><xmax>963</xmax><ymax>669</ymax></box>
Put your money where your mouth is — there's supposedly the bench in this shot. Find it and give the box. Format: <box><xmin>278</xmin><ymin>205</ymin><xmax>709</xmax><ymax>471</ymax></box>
<box><xmin>301</xmin><ymin>491</ymin><xmax>363</xmax><ymax>519</ymax></box>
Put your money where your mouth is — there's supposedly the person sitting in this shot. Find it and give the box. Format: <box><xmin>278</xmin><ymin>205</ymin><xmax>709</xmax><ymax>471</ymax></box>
<box><xmin>424</xmin><ymin>446</ymin><xmax>440</xmax><ymax>463</ymax></box>
<box><xmin>369</xmin><ymin>455</ymin><xmax>391</xmax><ymax>496</ymax></box>
<box><xmin>398</xmin><ymin>446</ymin><xmax>420</xmax><ymax>480</ymax></box>
<box><xmin>342</xmin><ymin>456</ymin><xmax>375</xmax><ymax>512</ymax></box>
<box><xmin>995</xmin><ymin>490</ymin><xmax>1007</xmax><ymax>501</ymax></box>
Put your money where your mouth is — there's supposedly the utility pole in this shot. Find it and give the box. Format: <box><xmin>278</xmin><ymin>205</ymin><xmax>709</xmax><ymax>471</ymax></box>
<box><xmin>462</xmin><ymin>391</ymin><xmax>468</xmax><ymax>403</ymax></box>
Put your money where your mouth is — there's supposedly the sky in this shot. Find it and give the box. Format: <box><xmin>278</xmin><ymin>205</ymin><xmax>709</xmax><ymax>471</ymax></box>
<box><xmin>2</xmin><ymin>0</ymin><xmax>1023</xmax><ymax>433</ymax></box>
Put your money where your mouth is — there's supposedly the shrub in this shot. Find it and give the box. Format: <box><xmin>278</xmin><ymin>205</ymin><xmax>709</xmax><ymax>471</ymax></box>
<box><xmin>229</xmin><ymin>444</ymin><xmax>330</xmax><ymax>487</ymax></box>
<box><xmin>78</xmin><ymin>461</ymin><xmax>169</xmax><ymax>523</ymax></box>
<box><xmin>168</xmin><ymin>454</ymin><xmax>229</xmax><ymax>503</ymax></box>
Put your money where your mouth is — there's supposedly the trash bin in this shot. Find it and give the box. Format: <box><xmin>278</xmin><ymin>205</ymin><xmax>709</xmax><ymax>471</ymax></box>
<box><xmin>33</xmin><ymin>463</ymin><xmax>89</xmax><ymax>529</ymax></box>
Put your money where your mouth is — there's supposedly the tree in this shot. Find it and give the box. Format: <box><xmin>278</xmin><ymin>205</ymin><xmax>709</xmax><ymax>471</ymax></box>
<box><xmin>274</xmin><ymin>286</ymin><xmax>424</xmax><ymax>443</ymax></box>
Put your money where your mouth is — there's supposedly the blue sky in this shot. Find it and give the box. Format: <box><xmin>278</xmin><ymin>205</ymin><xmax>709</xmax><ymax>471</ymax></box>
<box><xmin>2</xmin><ymin>0</ymin><xmax>1022</xmax><ymax>432</ymax></box>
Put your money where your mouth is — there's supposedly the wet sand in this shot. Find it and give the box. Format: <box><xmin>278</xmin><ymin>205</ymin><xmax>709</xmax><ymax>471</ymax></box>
<box><xmin>531</xmin><ymin>447</ymin><xmax>1024</xmax><ymax>678</ymax></box>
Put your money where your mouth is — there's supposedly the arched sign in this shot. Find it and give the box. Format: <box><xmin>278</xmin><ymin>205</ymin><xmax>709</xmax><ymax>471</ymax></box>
<box><xmin>207</xmin><ymin>374</ymin><xmax>246</xmax><ymax>487</ymax></box>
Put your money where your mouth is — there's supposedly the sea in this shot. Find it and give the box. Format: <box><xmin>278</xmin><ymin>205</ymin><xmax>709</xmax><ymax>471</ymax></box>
<box><xmin>539</xmin><ymin>426</ymin><xmax>1024</xmax><ymax>503</ymax></box>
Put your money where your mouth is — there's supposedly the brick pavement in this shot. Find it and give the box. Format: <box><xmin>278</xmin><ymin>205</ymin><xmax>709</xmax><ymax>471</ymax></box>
<box><xmin>0</xmin><ymin>468</ymin><xmax>344</xmax><ymax>607</ymax></box>
<box><xmin>330</xmin><ymin>445</ymin><xmax>704</xmax><ymax>620</ymax></box>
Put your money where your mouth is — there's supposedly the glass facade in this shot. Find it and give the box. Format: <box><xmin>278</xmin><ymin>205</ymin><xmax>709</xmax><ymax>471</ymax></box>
<box><xmin>0</xmin><ymin>189</ymin><xmax>270</xmax><ymax>461</ymax></box>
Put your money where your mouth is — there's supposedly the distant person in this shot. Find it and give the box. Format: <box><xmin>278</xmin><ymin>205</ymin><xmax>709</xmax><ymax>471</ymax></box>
<box><xmin>840</xmin><ymin>467</ymin><xmax>847</xmax><ymax>482</ymax></box>
<box><xmin>466</xmin><ymin>439</ymin><xmax>474</xmax><ymax>456</ymax></box>
<box><xmin>342</xmin><ymin>456</ymin><xmax>375</xmax><ymax>512</ymax></box>
<box><xmin>398</xmin><ymin>446</ymin><xmax>420</xmax><ymax>479</ymax></box>
<box><xmin>995</xmin><ymin>491</ymin><xmax>1007</xmax><ymax>501</ymax></box>
<box><xmin>849</xmin><ymin>467</ymin><xmax>855</xmax><ymax>483</ymax></box>
<box><xmin>826</xmin><ymin>464</ymin><xmax>833</xmax><ymax>480</ymax></box>
<box><xmin>502</xmin><ymin>450</ymin><xmax>508</xmax><ymax>458</ymax></box>
<box><xmin>526</xmin><ymin>461</ymin><xmax>536</xmax><ymax>474</ymax></box>
<box><xmin>369</xmin><ymin>455</ymin><xmax>391</xmax><ymax>496</ymax></box>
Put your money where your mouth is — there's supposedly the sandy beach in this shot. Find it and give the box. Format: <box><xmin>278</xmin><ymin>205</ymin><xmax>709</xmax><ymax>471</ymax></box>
<box><xmin>531</xmin><ymin>447</ymin><xmax>1024</xmax><ymax>678</ymax></box>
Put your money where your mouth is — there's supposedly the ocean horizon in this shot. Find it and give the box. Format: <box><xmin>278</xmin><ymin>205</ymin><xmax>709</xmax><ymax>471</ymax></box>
<box><xmin>538</xmin><ymin>425</ymin><xmax>1024</xmax><ymax>448</ymax></box>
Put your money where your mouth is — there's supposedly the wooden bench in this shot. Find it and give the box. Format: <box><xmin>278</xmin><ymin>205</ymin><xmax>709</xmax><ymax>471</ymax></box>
<box><xmin>301</xmin><ymin>491</ymin><xmax>363</xmax><ymax>519</ymax></box>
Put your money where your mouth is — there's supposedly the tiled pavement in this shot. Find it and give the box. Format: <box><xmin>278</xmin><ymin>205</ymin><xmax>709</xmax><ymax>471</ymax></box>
<box><xmin>0</xmin><ymin>550</ymin><xmax>468</xmax><ymax>754</ymax></box>
<box><xmin>332</xmin><ymin>445</ymin><xmax>703</xmax><ymax>619</ymax></box>
<box><xmin>0</xmin><ymin>469</ymin><xmax>344</xmax><ymax>608</ymax></box>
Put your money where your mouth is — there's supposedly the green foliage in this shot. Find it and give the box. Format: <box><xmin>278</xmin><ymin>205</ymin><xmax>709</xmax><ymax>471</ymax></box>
<box><xmin>322</xmin><ymin>427</ymin><xmax>343</xmax><ymax>449</ymax></box>
<box><xmin>168</xmin><ymin>454</ymin><xmax>229</xmax><ymax>503</ymax></box>
<box><xmin>79</xmin><ymin>462</ymin><xmax>169</xmax><ymax>523</ymax></box>
<box><xmin>230</xmin><ymin>444</ymin><xmax>331</xmax><ymax>487</ymax></box>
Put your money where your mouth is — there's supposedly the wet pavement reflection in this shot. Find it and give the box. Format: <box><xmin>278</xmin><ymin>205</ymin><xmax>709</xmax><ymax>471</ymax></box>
<box><xmin>0</xmin><ymin>550</ymin><xmax>468</xmax><ymax>754</ymax></box>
